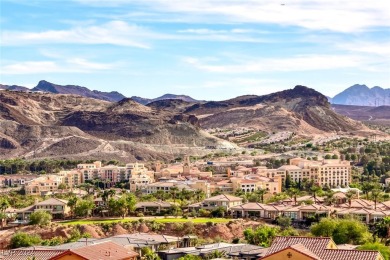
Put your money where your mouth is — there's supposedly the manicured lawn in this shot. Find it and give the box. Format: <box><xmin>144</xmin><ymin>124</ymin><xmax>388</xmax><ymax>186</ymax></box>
<box><xmin>58</xmin><ymin>217</ymin><xmax>230</xmax><ymax>225</ymax></box>
<box><xmin>153</xmin><ymin>218</ymin><xmax>230</xmax><ymax>224</ymax></box>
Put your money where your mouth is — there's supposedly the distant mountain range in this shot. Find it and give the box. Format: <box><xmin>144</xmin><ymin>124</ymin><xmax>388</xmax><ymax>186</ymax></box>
<box><xmin>331</xmin><ymin>84</ymin><xmax>390</xmax><ymax>106</ymax></box>
<box><xmin>1</xmin><ymin>80</ymin><xmax>126</xmax><ymax>102</ymax></box>
<box><xmin>2</xmin><ymin>80</ymin><xmax>388</xmax><ymax>107</ymax></box>
<box><xmin>1</xmin><ymin>80</ymin><xmax>203</xmax><ymax>104</ymax></box>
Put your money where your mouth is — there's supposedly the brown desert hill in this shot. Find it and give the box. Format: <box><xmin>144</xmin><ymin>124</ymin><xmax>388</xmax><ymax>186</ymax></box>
<box><xmin>146</xmin><ymin>99</ymin><xmax>194</xmax><ymax>113</ymax></box>
<box><xmin>32</xmin><ymin>80</ymin><xmax>126</xmax><ymax>102</ymax></box>
<box><xmin>332</xmin><ymin>104</ymin><xmax>390</xmax><ymax>125</ymax></box>
<box><xmin>185</xmin><ymin>85</ymin><xmax>371</xmax><ymax>135</ymax></box>
<box><xmin>0</xmin><ymin>91</ymin><xmax>234</xmax><ymax>160</ymax></box>
<box><xmin>131</xmin><ymin>93</ymin><xmax>203</xmax><ymax>105</ymax></box>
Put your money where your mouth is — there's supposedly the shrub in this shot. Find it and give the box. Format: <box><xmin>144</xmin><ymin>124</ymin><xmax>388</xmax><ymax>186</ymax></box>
<box><xmin>29</xmin><ymin>211</ymin><xmax>52</xmax><ymax>226</ymax></box>
<box><xmin>10</xmin><ymin>232</ymin><xmax>42</xmax><ymax>249</ymax></box>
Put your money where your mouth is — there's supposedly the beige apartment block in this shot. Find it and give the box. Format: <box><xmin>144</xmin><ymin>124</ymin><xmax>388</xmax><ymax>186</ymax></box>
<box><xmin>257</xmin><ymin>158</ymin><xmax>351</xmax><ymax>188</ymax></box>
<box><xmin>24</xmin><ymin>175</ymin><xmax>63</xmax><ymax>196</ymax></box>
<box><xmin>57</xmin><ymin>170</ymin><xmax>82</xmax><ymax>188</ymax></box>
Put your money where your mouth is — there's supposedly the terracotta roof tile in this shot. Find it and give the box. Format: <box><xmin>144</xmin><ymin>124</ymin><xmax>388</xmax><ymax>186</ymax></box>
<box><xmin>1</xmin><ymin>249</ymin><xmax>65</xmax><ymax>260</ymax></box>
<box><xmin>320</xmin><ymin>249</ymin><xmax>380</xmax><ymax>260</ymax></box>
<box><xmin>265</xmin><ymin>236</ymin><xmax>332</xmax><ymax>256</ymax></box>
<box><xmin>51</xmin><ymin>241</ymin><xmax>138</xmax><ymax>260</ymax></box>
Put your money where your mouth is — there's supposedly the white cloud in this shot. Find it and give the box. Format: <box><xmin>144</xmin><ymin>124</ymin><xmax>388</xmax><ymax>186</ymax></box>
<box><xmin>183</xmin><ymin>54</ymin><xmax>364</xmax><ymax>73</ymax></box>
<box><xmin>75</xmin><ymin>0</ymin><xmax>390</xmax><ymax>32</ymax></box>
<box><xmin>337</xmin><ymin>41</ymin><xmax>390</xmax><ymax>58</ymax></box>
<box><xmin>1</xmin><ymin>58</ymin><xmax>114</xmax><ymax>75</ymax></box>
<box><xmin>1</xmin><ymin>21</ymin><xmax>152</xmax><ymax>48</ymax></box>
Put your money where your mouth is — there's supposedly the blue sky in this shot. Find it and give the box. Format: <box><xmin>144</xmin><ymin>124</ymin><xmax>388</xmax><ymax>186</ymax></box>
<box><xmin>1</xmin><ymin>0</ymin><xmax>389</xmax><ymax>100</ymax></box>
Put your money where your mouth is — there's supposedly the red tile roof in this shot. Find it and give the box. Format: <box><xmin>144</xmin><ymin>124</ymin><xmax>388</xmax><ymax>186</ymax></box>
<box><xmin>320</xmin><ymin>249</ymin><xmax>381</xmax><ymax>260</ymax></box>
<box><xmin>265</xmin><ymin>236</ymin><xmax>332</xmax><ymax>256</ymax></box>
<box><xmin>264</xmin><ymin>236</ymin><xmax>382</xmax><ymax>260</ymax></box>
<box><xmin>49</xmin><ymin>241</ymin><xmax>138</xmax><ymax>260</ymax></box>
<box><xmin>2</xmin><ymin>249</ymin><xmax>65</xmax><ymax>260</ymax></box>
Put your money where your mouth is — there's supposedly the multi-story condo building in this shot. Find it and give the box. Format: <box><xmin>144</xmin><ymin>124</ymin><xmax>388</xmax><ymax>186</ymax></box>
<box><xmin>127</xmin><ymin>163</ymin><xmax>155</xmax><ymax>192</ymax></box>
<box><xmin>0</xmin><ymin>174</ymin><xmax>39</xmax><ymax>187</ymax></box>
<box><xmin>257</xmin><ymin>158</ymin><xmax>351</xmax><ymax>188</ymax></box>
<box><xmin>99</xmin><ymin>165</ymin><xmax>126</xmax><ymax>183</ymax></box>
<box><xmin>57</xmin><ymin>170</ymin><xmax>82</xmax><ymax>188</ymax></box>
<box><xmin>77</xmin><ymin>161</ymin><xmax>101</xmax><ymax>182</ymax></box>
<box><xmin>24</xmin><ymin>175</ymin><xmax>63</xmax><ymax>196</ymax></box>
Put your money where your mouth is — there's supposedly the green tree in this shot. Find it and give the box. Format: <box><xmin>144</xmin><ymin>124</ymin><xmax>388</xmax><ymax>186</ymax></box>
<box><xmin>0</xmin><ymin>198</ymin><xmax>10</xmax><ymax>213</ymax></box>
<box><xmin>108</xmin><ymin>197</ymin><xmax>127</xmax><ymax>218</ymax></box>
<box><xmin>286</xmin><ymin>188</ymin><xmax>300</xmax><ymax>205</ymax></box>
<box><xmin>361</xmin><ymin>182</ymin><xmax>374</xmax><ymax>200</ymax></box>
<box><xmin>371</xmin><ymin>189</ymin><xmax>382</xmax><ymax>210</ymax></box>
<box><xmin>358</xmin><ymin>242</ymin><xmax>390</xmax><ymax>260</ymax></box>
<box><xmin>310</xmin><ymin>185</ymin><xmax>322</xmax><ymax>200</ymax></box>
<box><xmin>324</xmin><ymin>192</ymin><xmax>336</xmax><ymax>206</ymax></box>
<box><xmin>345</xmin><ymin>190</ymin><xmax>357</xmax><ymax>207</ymax></box>
<box><xmin>311</xmin><ymin>217</ymin><xmax>371</xmax><ymax>244</ymax></box>
<box><xmin>276</xmin><ymin>216</ymin><xmax>291</xmax><ymax>230</ymax></box>
<box><xmin>67</xmin><ymin>197</ymin><xmax>78</xmax><ymax>218</ymax></box>
<box><xmin>205</xmin><ymin>250</ymin><xmax>227</xmax><ymax>259</ymax></box>
<box><xmin>211</xmin><ymin>206</ymin><xmax>226</xmax><ymax>218</ymax></box>
<box><xmin>10</xmin><ymin>232</ymin><xmax>42</xmax><ymax>249</ymax></box>
<box><xmin>374</xmin><ymin>216</ymin><xmax>390</xmax><ymax>242</ymax></box>
<box><xmin>123</xmin><ymin>193</ymin><xmax>137</xmax><ymax>216</ymax></box>
<box><xmin>255</xmin><ymin>188</ymin><xmax>267</xmax><ymax>203</ymax></box>
<box><xmin>177</xmin><ymin>255</ymin><xmax>202</xmax><ymax>260</ymax></box>
<box><xmin>29</xmin><ymin>211</ymin><xmax>52</xmax><ymax>226</ymax></box>
<box><xmin>285</xmin><ymin>173</ymin><xmax>292</xmax><ymax>189</ymax></box>
<box><xmin>311</xmin><ymin>218</ymin><xmax>338</xmax><ymax>237</ymax></box>
<box><xmin>141</xmin><ymin>247</ymin><xmax>161</xmax><ymax>260</ymax></box>
<box><xmin>243</xmin><ymin>225</ymin><xmax>279</xmax><ymax>247</ymax></box>
<box><xmin>58</xmin><ymin>183</ymin><xmax>67</xmax><ymax>190</ymax></box>
<box><xmin>170</xmin><ymin>186</ymin><xmax>179</xmax><ymax>204</ymax></box>
<box><xmin>74</xmin><ymin>199</ymin><xmax>95</xmax><ymax>217</ymax></box>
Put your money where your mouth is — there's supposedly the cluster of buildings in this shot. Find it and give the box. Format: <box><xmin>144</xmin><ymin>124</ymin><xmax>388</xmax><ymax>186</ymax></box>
<box><xmin>1</xmin><ymin>157</ymin><xmax>352</xmax><ymax>199</ymax></box>
<box><xmin>2</xmin><ymin>234</ymin><xmax>383</xmax><ymax>260</ymax></box>
<box><xmin>10</xmin><ymin>186</ymin><xmax>390</xmax><ymax>227</ymax></box>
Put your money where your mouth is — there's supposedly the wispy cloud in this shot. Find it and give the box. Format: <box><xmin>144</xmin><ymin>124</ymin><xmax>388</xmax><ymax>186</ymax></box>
<box><xmin>75</xmin><ymin>0</ymin><xmax>390</xmax><ymax>32</ymax></box>
<box><xmin>336</xmin><ymin>41</ymin><xmax>390</xmax><ymax>58</ymax></box>
<box><xmin>183</xmin><ymin>54</ymin><xmax>364</xmax><ymax>73</ymax></box>
<box><xmin>1</xmin><ymin>21</ymin><xmax>152</xmax><ymax>48</ymax></box>
<box><xmin>1</xmin><ymin>58</ymin><xmax>115</xmax><ymax>75</ymax></box>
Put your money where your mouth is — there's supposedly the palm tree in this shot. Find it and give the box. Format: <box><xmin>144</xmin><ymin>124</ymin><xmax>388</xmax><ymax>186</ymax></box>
<box><xmin>195</xmin><ymin>190</ymin><xmax>206</xmax><ymax>202</ymax></box>
<box><xmin>108</xmin><ymin>189</ymin><xmax>116</xmax><ymax>198</ymax></box>
<box><xmin>287</xmin><ymin>188</ymin><xmax>300</xmax><ymax>205</ymax></box>
<box><xmin>170</xmin><ymin>186</ymin><xmax>179</xmax><ymax>204</ymax></box>
<box><xmin>324</xmin><ymin>192</ymin><xmax>336</xmax><ymax>206</ymax></box>
<box><xmin>310</xmin><ymin>185</ymin><xmax>321</xmax><ymax>200</ymax></box>
<box><xmin>345</xmin><ymin>190</ymin><xmax>357</xmax><ymax>207</ymax></box>
<box><xmin>101</xmin><ymin>190</ymin><xmax>110</xmax><ymax>203</ymax></box>
<box><xmin>371</xmin><ymin>189</ymin><xmax>382</xmax><ymax>210</ymax></box>
<box><xmin>361</xmin><ymin>182</ymin><xmax>374</xmax><ymax>200</ymax></box>
<box><xmin>67</xmin><ymin>197</ymin><xmax>78</xmax><ymax>218</ymax></box>
<box><xmin>255</xmin><ymin>188</ymin><xmax>267</xmax><ymax>203</ymax></box>
<box><xmin>206</xmin><ymin>250</ymin><xmax>226</xmax><ymax>259</ymax></box>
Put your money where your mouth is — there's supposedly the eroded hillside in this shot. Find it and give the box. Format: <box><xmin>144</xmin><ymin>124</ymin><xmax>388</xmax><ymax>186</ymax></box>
<box><xmin>0</xmin><ymin>91</ymin><xmax>234</xmax><ymax>160</ymax></box>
